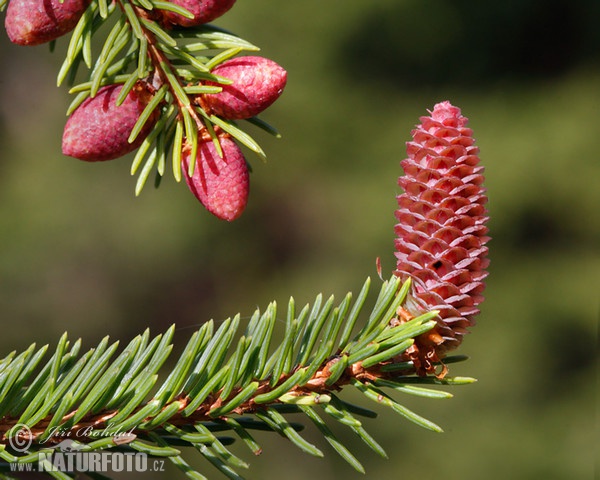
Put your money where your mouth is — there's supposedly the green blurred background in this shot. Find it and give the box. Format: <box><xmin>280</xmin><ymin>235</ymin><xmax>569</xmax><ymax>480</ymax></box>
<box><xmin>0</xmin><ymin>0</ymin><xmax>598</xmax><ymax>478</ymax></box>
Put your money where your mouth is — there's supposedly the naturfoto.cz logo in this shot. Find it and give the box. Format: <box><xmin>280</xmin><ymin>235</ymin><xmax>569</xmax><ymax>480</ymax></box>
<box><xmin>7</xmin><ymin>424</ymin><xmax>166</xmax><ymax>474</ymax></box>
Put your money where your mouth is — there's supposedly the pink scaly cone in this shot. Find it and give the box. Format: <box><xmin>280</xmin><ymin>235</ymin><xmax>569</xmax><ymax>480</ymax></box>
<box><xmin>5</xmin><ymin>0</ymin><xmax>90</xmax><ymax>46</ymax></box>
<box><xmin>62</xmin><ymin>83</ymin><xmax>158</xmax><ymax>162</ymax></box>
<box><xmin>182</xmin><ymin>135</ymin><xmax>249</xmax><ymax>222</ymax></box>
<box><xmin>161</xmin><ymin>0</ymin><xmax>236</xmax><ymax>27</ymax></box>
<box><xmin>394</xmin><ymin>101</ymin><xmax>490</xmax><ymax>376</ymax></box>
<box><xmin>202</xmin><ymin>56</ymin><xmax>287</xmax><ymax>120</ymax></box>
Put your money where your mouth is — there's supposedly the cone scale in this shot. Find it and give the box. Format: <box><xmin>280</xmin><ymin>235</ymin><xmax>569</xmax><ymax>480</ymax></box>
<box><xmin>394</xmin><ymin>101</ymin><xmax>489</xmax><ymax>375</ymax></box>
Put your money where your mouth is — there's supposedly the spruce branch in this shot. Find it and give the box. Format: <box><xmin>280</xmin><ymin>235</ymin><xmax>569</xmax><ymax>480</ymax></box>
<box><xmin>0</xmin><ymin>276</ymin><xmax>475</xmax><ymax>479</ymax></box>
<box><xmin>3</xmin><ymin>0</ymin><xmax>287</xmax><ymax>220</ymax></box>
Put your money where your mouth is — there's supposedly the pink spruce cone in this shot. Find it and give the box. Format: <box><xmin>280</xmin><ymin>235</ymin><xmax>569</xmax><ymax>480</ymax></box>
<box><xmin>161</xmin><ymin>0</ymin><xmax>236</xmax><ymax>27</ymax></box>
<box><xmin>182</xmin><ymin>135</ymin><xmax>249</xmax><ymax>221</ymax></box>
<box><xmin>62</xmin><ymin>83</ymin><xmax>158</xmax><ymax>162</ymax></box>
<box><xmin>394</xmin><ymin>101</ymin><xmax>489</xmax><ymax>375</ymax></box>
<box><xmin>202</xmin><ymin>56</ymin><xmax>287</xmax><ymax>120</ymax></box>
<box><xmin>5</xmin><ymin>0</ymin><xmax>90</xmax><ymax>46</ymax></box>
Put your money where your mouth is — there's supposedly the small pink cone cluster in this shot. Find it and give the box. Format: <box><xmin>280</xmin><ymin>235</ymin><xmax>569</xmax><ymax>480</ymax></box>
<box><xmin>181</xmin><ymin>55</ymin><xmax>286</xmax><ymax>221</ymax></box>
<box><xmin>62</xmin><ymin>83</ymin><xmax>158</xmax><ymax>162</ymax></box>
<box><xmin>203</xmin><ymin>56</ymin><xmax>287</xmax><ymax>120</ymax></box>
<box><xmin>11</xmin><ymin>0</ymin><xmax>286</xmax><ymax>221</ymax></box>
<box><xmin>5</xmin><ymin>0</ymin><xmax>89</xmax><ymax>45</ymax></box>
<box><xmin>394</xmin><ymin>101</ymin><xmax>489</xmax><ymax>374</ymax></box>
<box><xmin>161</xmin><ymin>0</ymin><xmax>236</xmax><ymax>27</ymax></box>
<box><xmin>182</xmin><ymin>135</ymin><xmax>249</xmax><ymax>222</ymax></box>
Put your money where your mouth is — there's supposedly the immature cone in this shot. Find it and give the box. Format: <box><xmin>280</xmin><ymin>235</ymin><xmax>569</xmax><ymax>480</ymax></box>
<box><xmin>161</xmin><ymin>0</ymin><xmax>236</xmax><ymax>27</ymax></box>
<box><xmin>394</xmin><ymin>101</ymin><xmax>489</xmax><ymax>374</ymax></box>
<box><xmin>203</xmin><ymin>56</ymin><xmax>287</xmax><ymax>120</ymax></box>
<box><xmin>182</xmin><ymin>135</ymin><xmax>249</xmax><ymax>221</ymax></box>
<box><xmin>62</xmin><ymin>83</ymin><xmax>158</xmax><ymax>162</ymax></box>
<box><xmin>5</xmin><ymin>0</ymin><xmax>89</xmax><ymax>46</ymax></box>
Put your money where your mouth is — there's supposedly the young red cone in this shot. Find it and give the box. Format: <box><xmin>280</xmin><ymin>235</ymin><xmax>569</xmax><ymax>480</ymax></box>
<box><xmin>394</xmin><ymin>101</ymin><xmax>489</xmax><ymax>375</ymax></box>
<box><xmin>202</xmin><ymin>56</ymin><xmax>287</xmax><ymax>120</ymax></box>
<box><xmin>62</xmin><ymin>83</ymin><xmax>158</xmax><ymax>162</ymax></box>
<box><xmin>161</xmin><ymin>0</ymin><xmax>236</xmax><ymax>27</ymax></box>
<box><xmin>5</xmin><ymin>0</ymin><xmax>90</xmax><ymax>46</ymax></box>
<box><xmin>182</xmin><ymin>135</ymin><xmax>249</xmax><ymax>221</ymax></box>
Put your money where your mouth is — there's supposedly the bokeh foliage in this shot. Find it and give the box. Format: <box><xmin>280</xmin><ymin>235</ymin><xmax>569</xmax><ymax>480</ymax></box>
<box><xmin>0</xmin><ymin>0</ymin><xmax>597</xmax><ymax>479</ymax></box>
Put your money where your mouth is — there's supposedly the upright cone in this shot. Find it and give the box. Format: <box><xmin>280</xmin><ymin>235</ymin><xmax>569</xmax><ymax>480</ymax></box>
<box><xmin>394</xmin><ymin>101</ymin><xmax>489</xmax><ymax>374</ymax></box>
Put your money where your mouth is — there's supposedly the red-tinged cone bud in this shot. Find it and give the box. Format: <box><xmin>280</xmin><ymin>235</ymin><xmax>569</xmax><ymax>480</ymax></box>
<box><xmin>5</xmin><ymin>0</ymin><xmax>90</xmax><ymax>46</ymax></box>
<box><xmin>394</xmin><ymin>101</ymin><xmax>490</xmax><ymax>375</ymax></box>
<box><xmin>182</xmin><ymin>135</ymin><xmax>249</xmax><ymax>221</ymax></box>
<box><xmin>203</xmin><ymin>56</ymin><xmax>287</xmax><ymax>120</ymax></box>
<box><xmin>62</xmin><ymin>83</ymin><xmax>158</xmax><ymax>162</ymax></box>
<box><xmin>161</xmin><ymin>0</ymin><xmax>236</xmax><ymax>27</ymax></box>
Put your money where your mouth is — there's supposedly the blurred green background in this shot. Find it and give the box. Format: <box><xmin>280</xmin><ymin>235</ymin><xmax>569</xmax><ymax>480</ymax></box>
<box><xmin>0</xmin><ymin>0</ymin><xmax>598</xmax><ymax>479</ymax></box>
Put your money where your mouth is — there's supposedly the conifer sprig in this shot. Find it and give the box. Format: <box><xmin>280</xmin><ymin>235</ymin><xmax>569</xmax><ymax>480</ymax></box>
<box><xmin>0</xmin><ymin>277</ymin><xmax>474</xmax><ymax>479</ymax></box>
<box><xmin>2</xmin><ymin>0</ymin><xmax>286</xmax><ymax>217</ymax></box>
<box><xmin>58</xmin><ymin>0</ymin><xmax>268</xmax><ymax>195</ymax></box>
